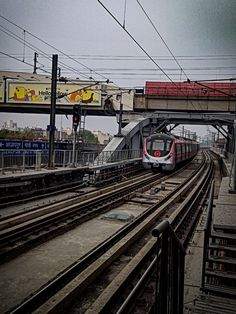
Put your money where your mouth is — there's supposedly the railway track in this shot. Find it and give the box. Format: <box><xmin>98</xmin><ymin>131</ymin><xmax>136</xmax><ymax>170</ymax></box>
<box><xmin>0</xmin><ymin>151</ymin><xmax>215</xmax><ymax>314</ymax></box>
<box><xmin>0</xmin><ymin>171</ymin><xmax>165</xmax><ymax>262</ymax></box>
<box><xmin>0</xmin><ymin>170</ymin><xmax>150</xmax><ymax>220</ymax></box>
<box><xmin>0</xmin><ymin>161</ymin><xmax>143</xmax><ymax>209</ymax></box>
<box><xmin>0</xmin><ymin>157</ymin><xmax>203</xmax><ymax>264</ymax></box>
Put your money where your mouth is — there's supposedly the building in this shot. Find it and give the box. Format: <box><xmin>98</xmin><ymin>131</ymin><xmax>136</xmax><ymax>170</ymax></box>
<box><xmin>2</xmin><ymin>120</ymin><xmax>18</xmax><ymax>131</ymax></box>
<box><xmin>92</xmin><ymin>130</ymin><xmax>111</xmax><ymax>145</ymax></box>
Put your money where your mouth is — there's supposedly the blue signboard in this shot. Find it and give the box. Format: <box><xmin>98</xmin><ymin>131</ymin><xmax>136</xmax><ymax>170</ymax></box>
<box><xmin>0</xmin><ymin>140</ymin><xmax>49</xmax><ymax>150</ymax></box>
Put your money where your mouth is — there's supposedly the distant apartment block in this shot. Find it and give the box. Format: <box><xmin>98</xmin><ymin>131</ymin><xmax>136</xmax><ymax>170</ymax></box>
<box><xmin>2</xmin><ymin>120</ymin><xmax>18</xmax><ymax>131</ymax></box>
<box><xmin>92</xmin><ymin>130</ymin><xmax>111</xmax><ymax>145</ymax></box>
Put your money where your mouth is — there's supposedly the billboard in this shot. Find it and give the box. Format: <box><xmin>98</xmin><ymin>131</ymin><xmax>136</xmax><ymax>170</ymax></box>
<box><xmin>6</xmin><ymin>81</ymin><xmax>102</xmax><ymax>107</ymax></box>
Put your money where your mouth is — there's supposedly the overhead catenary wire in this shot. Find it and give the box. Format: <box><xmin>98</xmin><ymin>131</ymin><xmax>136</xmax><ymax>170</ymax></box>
<box><xmin>194</xmin><ymin>81</ymin><xmax>236</xmax><ymax>99</ymax></box>
<box><xmin>0</xmin><ymin>15</ymin><xmax>111</xmax><ymax>83</ymax></box>
<box><xmin>0</xmin><ymin>50</ymin><xmax>50</xmax><ymax>74</ymax></box>
<box><xmin>0</xmin><ymin>24</ymin><xmax>94</xmax><ymax>81</ymax></box>
<box><xmin>0</xmin><ymin>12</ymin><xmax>234</xmax><ymax>103</ymax></box>
<box><xmin>136</xmin><ymin>0</ymin><xmax>189</xmax><ymax>81</ymax></box>
<box><xmin>97</xmin><ymin>0</ymin><xmax>175</xmax><ymax>83</ymax></box>
<box><xmin>2</xmin><ymin>23</ymin><xmax>233</xmax><ymax>80</ymax></box>
<box><xmin>97</xmin><ymin>0</ymin><xmax>203</xmax><ymax>111</ymax></box>
<box><xmin>1</xmin><ymin>53</ymin><xmax>236</xmax><ymax>62</ymax></box>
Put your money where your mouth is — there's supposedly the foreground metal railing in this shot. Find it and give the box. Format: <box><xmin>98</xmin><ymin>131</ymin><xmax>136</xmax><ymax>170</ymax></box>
<box><xmin>152</xmin><ymin>220</ymin><xmax>186</xmax><ymax>314</ymax></box>
<box><xmin>0</xmin><ymin>149</ymin><xmax>142</xmax><ymax>174</ymax></box>
<box><xmin>201</xmin><ymin>179</ymin><xmax>215</xmax><ymax>289</ymax></box>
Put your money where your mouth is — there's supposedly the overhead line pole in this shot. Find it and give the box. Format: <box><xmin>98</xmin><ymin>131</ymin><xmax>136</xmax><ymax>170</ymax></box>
<box><xmin>33</xmin><ymin>52</ymin><xmax>38</xmax><ymax>74</ymax></box>
<box><xmin>47</xmin><ymin>54</ymin><xmax>58</xmax><ymax>169</ymax></box>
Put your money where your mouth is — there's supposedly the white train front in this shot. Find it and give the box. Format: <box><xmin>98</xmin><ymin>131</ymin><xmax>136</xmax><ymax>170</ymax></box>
<box><xmin>143</xmin><ymin>133</ymin><xmax>199</xmax><ymax>171</ymax></box>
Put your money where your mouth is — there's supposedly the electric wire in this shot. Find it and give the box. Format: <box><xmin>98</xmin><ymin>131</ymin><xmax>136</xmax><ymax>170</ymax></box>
<box><xmin>194</xmin><ymin>81</ymin><xmax>236</xmax><ymax>99</ymax></box>
<box><xmin>0</xmin><ymin>50</ymin><xmax>48</xmax><ymax>73</ymax></box>
<box><xmin>136</xmin><ymin>0</ymin><xmax>189</xmax><ymax>81</ymax></box>
<box><xmin>97</xmin><ymin>0</ymin><xmax>174</xmax><ymax>83</ymax></box>
<box><xmin>0</xmin><ymin>15</ymin><xmax>111</xmax><ymax>83</ymax></box>
<box><xmin>97</xmin><ymin>0</ymin><xmax>203</xmax><ymax>111</ymax></box>
<box><xmin>1</xmin><ymin>53</ymin><xmax>236</xmax><ymax>61</ymax></box>
<box><xmin>0</xmin><ymin>13</ymin><xmax>234</xmax><ymax>105</ymax></box>
<box><xmin>0</xmin><ymin>24</ymin><xmax>92</xmax><ymax>81</ymax></box>
<box><xmin>0</xmin><ymin>25</ymin><xmax>48</xmax><ymax>59</ymax></box>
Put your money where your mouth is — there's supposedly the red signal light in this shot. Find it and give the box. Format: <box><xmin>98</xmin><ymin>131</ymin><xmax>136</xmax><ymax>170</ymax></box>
<box><xmin>72</xmin><ymin>114</ymin><xmax>80</xmax><ymax>129</ymax></box>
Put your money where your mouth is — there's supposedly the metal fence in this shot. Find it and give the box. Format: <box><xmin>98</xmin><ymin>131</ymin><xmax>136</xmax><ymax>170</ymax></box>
<box><xmin>152</xmin><ymin>220</ymin><xmax>186</xmax><ymax>314</ymax></box>
<box><xmin>0</xmin><ymin>149</ymin><xmax>142</xmax><ymax>174</ymax></box>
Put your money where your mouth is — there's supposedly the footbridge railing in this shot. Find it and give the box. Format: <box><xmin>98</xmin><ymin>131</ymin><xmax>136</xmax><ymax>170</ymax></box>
<box><xmin>0</xmin><ymin>149</ymin><xmax>142</xmax><ymax>174</ymax></box>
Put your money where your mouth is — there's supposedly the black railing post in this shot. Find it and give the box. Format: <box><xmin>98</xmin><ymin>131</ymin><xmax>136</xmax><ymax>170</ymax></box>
<box><xmin>152</xmin><ymin>220</ymin><xmax>186</xmax><ymax>314</ymax></box>
<box><xmin>201</xmin><ymin>179</ymin><xmax>215</xmax><ymax>289</ymax></box>
<box><xmin>158</xmin><ymin>230</ymin><xmax>169</xmax><ymax>314</ymax></box>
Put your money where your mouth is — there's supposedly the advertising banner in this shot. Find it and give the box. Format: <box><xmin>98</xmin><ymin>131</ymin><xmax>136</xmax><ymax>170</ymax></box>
<box><xmin>6</xmin><ymin>81</ymin><xmax>102</xmax><ymax>106</ymax></box>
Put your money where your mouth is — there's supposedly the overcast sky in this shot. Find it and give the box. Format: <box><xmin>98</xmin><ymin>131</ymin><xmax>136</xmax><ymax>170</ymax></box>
<box><xmin>0</xmin><ymin>0</ymin><xmax>236</xmax><ymax>136</ymax></box>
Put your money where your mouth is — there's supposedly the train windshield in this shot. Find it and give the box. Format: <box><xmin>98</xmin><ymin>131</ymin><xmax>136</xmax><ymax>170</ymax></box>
<box><xmin>146</xmin><ymin>138</ymin><xmax>173</xmax><ymax>157</ymax></box>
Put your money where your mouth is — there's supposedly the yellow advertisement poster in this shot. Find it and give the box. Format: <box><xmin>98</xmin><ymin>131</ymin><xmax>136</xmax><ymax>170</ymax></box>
<box><xmin>0</xmin><ymin>82</ymin><xmax>3</xmax><ymax>102</ymax></box>
<box><xmin>7</xmin><ymin>82</ymin><xmax>101</xmax><ymax>106</ymax></box>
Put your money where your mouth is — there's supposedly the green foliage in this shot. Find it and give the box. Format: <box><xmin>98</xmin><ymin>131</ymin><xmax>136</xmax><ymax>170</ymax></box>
<box><xmin>0</xmin><ymin>129</ymin><xmax>45</xmax><ymax>140</ymax></box>
<box><xmin>80</xmin><ymin>129</ymin><xmax>98</xmax><ymax>144</ymax></box>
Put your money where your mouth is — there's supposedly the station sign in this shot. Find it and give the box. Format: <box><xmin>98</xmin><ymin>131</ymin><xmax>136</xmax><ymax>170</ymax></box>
<box><xmin>0</xmin><ymin>140</ymin><xmax>49</xmax><ymax>150</ymax></box>
<box><xmin>6</xmin><ymin>81</ymin><xmax>102</xmax><ymax>107</ymax></box>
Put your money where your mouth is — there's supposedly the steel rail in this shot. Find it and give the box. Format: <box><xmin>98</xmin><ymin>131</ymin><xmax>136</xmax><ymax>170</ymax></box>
<box><xmin>111</xmin><ymin>152</ymin><xmax>215</xmax><ymax>314</ymax></box>
<box><xmin>84</xmin><ymin>152</ymin><xmax>215</xmax><ymax>314</ymax></box>
<box><xmin>8</xmin><ymin>154</ymin><xmax>205</xmax><ymax>313</ymax></box>
<box><xmin>0</xmin><ymin>157</ymin><xmax>199</xmax><ymax>256</ymax></box>
<box><xmin>0</xmin><ymin>172</ymin><xmax>166</xmax><ymax>262</ymax></box>
<box><xmin>0</xmin><ymin>171</ymin><xmax>153</xmax><ymax>224</ymax></box>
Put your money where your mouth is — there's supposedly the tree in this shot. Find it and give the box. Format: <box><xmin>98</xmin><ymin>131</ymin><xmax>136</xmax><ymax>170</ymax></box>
<box><xmin>80</xmin><ymin>130</ymin><xmax>99</xmax><ymax>144</ymax></box>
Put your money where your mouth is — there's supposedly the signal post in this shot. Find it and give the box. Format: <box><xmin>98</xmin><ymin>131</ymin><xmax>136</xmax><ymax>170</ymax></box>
<box><xmin>71</xmin><ymin>105</ymin><xmax>80</xmax><ymax>167</ymax></box>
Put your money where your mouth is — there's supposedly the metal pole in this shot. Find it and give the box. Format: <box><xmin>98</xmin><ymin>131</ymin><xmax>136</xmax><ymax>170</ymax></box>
<box><xmin>1</xmin><ymin>151</ymin><xmax>4</xmax><ymax>175</ymax></box>
<box><xmin>22</xmin><ymin>151</ymin><xmax>25</xmax><ymax>172</ymax></box>
<box><xmin>232</xmin><ymin>120</ymin><xmax>236</xmax><ymax>192</ymax></box>
<box><xmin>33</xmin><ymin>52</ymin><xmax>38</xmax><ymax>74</ymax></box>
<box><xmin>71</xmin><ymin>130</ymin><xmax>77</xmax><ymax>167</ymax></box>
<box><xmin>117</xmin><ymin>102</ymin><xmax>123</xmax><ymax>137</ymax></box>
<box><xmin>47</xmin><ymin>54</ymin><xmax>58</xmax><ymax>168</ymax></box>
<box><xmin>201</xmin><ymin>179</ymin><xmax>215</xmax><ymax>288</ymax></box>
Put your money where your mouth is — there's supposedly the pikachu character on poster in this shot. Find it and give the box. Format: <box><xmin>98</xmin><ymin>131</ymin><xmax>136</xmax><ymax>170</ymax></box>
<box><xmin>68</xmin><ymin>89</ymin><xmax>94</xmax><ymax>104</ymax></box>
<box><xmin>13</xmin><ymin>86</ymin><xmax>41</xmax><ymax>102</ymax></box>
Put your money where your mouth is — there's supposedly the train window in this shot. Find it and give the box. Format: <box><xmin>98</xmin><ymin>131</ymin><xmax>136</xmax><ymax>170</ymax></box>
<box><xmin>176</xmin><ymin>144</ymin><xmax>181</xmax><ymax>155</ymax></box>
<box><xmin>152</xmin><ymin>140</ymin><xmax>165</xmax><ymax>150</ymax></box>
<box><xmin>146</xmin><ymin>138</ymin><xmax>173</xmax><ymax>157</ymax></box>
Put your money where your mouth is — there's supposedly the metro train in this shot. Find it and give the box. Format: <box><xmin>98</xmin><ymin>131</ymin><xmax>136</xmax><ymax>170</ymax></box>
<box><xmin>143</xmin><ymin>133</ymin><xmax>199</xmax><ymax>171</ymax></box>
